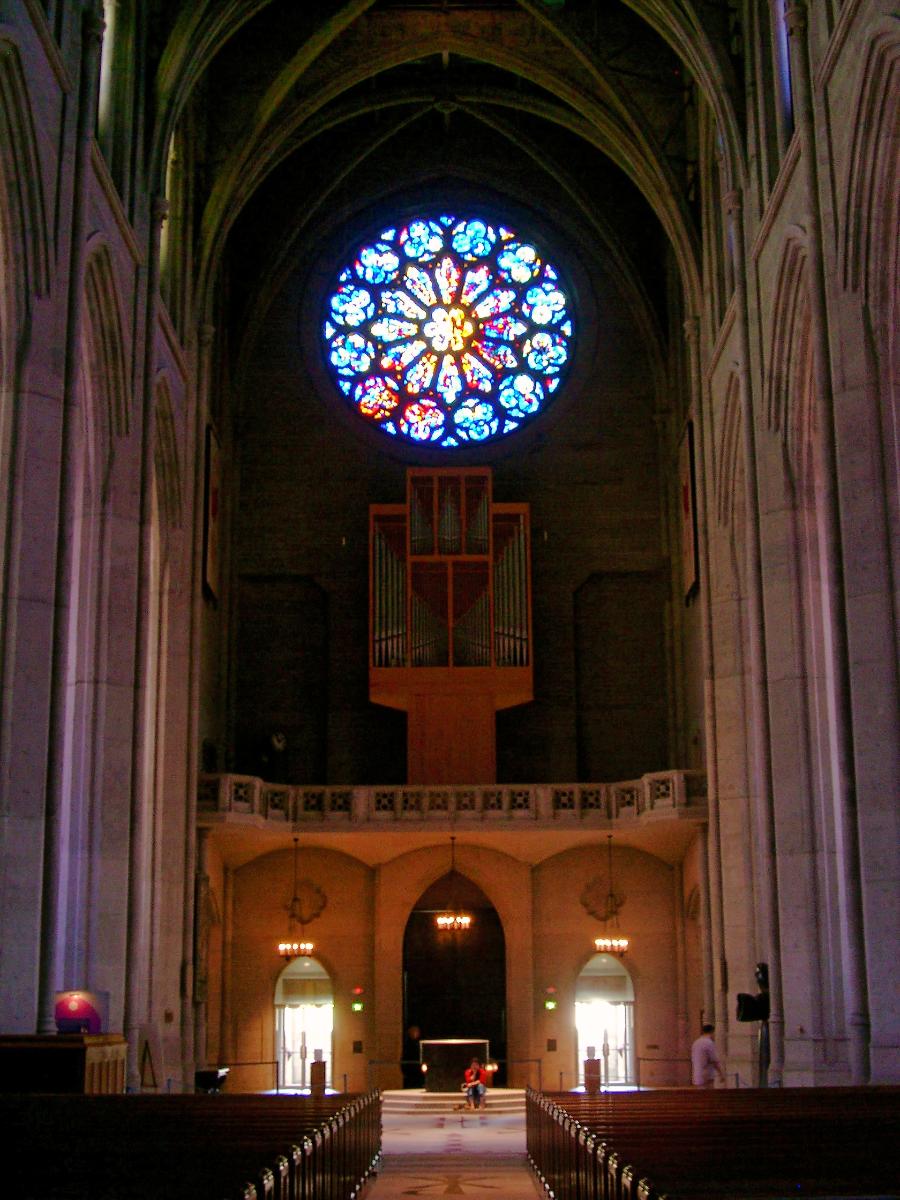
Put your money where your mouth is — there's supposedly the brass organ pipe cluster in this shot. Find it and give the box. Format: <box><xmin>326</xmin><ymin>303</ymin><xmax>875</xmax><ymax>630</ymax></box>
<box><xmin>454</xmin><ymin>588</ymin><xmax>491</xmax><ymax>666</ymax></box>
<box><xmin>494</xmin><ymin>517</ymin><xmax>528</xmax><ymax>667</ymax></box>
<box><xmin>411</xmin><ymin>588</ymin><xmax>447</xmax><ymax>666</ymax></box>
<box><xmin>466</xmin><ymin>488</ymin><xmax>489</xmax><ymax>554</ymax></box>
<box><xmin>372</xmin><ymin>528</ymin><xmax>406</xmax><ymax>667</ymax></box>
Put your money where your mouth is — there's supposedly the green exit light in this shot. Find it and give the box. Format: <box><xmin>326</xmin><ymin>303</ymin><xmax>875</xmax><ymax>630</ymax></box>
<box><xmin>544</xmin><ymin>998</ymin><xmax>558</xmax><ymax>1010</ymax></box>
<box><xmin>352</xmin><ymin>1001</ymin><xmax>364</xmax><ymax>1012</ymax></box>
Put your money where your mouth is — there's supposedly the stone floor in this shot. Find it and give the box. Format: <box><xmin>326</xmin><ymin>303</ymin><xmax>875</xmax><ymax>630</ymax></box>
<box><xmin>365</xmin><ymin>1094</ymin><xmax>544</xmax><ymax>1198</ymax></box>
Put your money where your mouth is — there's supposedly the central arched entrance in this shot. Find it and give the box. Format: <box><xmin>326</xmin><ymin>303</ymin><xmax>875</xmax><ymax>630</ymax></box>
<box><xmin>575</xmin><ymin>953</ymin><xmax>635</xmax><ymax>1087</ymax></box>
<box><xmin>274</xmin><ymin>955</ymin><xmax>333</xmax><ymax>1090</ymax></box>
<box><xmin>402</xmin><ymin>871</ymin><xmax>506</xmax><ymax>1087</ymax></box>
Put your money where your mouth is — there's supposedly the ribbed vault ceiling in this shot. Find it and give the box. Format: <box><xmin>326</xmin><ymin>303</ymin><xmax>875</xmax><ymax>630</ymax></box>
<box><xmin>148</xmin><ymin>0</ymin><xmax>743</xmax><ymax>347</ymax></box>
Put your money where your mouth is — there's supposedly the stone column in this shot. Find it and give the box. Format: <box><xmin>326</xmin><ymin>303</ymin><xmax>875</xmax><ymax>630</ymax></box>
<box><xmin>725</xmin><ymin>186</ymin><xmax>785</xmax><ymax>1085</ymax></box>
<box><xmin>683</xmin><ymin>315</ymin><xmax>728</xmax><ymax>1033</ymax></box>
<box><xmin>37</xmin><ymin>3</ymin><xmax>105</xmax><ymax>1036</ymax></box>
<box><xmin>784</xmin><ymin>0</ymin><xmax>870</xmax><ymax>1084</ymax></box>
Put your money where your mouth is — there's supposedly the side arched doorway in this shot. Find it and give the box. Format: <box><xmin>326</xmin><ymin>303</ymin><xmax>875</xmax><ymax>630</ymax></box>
<box><xmin>274</xmin><ymin>956</ymin><xmax>333</xmax><ymax>1091</ymax></box>
<box><xmin>575</xmin><ymin>953</ymin><xmax>635</xmax><ymax>1087</ymax></box>
<box><xmin>402</xmin><ymin>871</ymin><xmax>506</xmax><ymax>1087</ymax></box>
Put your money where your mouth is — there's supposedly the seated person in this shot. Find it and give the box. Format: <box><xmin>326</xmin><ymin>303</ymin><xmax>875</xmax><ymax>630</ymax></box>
<box><xmin>464</xmin><ymin>1058</ymin><xmax>488</xmax><ymax>1109</ymax></box>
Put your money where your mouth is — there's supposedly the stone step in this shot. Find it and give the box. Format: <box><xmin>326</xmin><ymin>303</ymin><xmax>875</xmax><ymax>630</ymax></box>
<box><xmin>380</xmin><ymin>1088</ymin><xmax>526</xmax><ymax>1114</ymax></box>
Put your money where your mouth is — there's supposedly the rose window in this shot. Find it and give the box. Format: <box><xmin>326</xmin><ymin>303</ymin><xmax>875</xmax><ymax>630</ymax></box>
<box><xmin>323</xmin><ymin>213</ymin><xmax>575</xmax><ymax>448</ymax></box>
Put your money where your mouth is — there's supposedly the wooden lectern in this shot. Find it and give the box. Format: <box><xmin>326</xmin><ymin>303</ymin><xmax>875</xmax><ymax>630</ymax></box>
<box><xmin>370</xmin><ymin>468</ymin><xmax>532</xmax><ymax>783</ymax></box>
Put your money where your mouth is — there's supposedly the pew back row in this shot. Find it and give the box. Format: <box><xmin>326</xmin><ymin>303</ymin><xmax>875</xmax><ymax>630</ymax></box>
<box><xmin>1</xmin><ymin>1089</ymin><xmax>382</xmax><ymax>1200</ymax></box>
<box><xmin>526</xmin><ymin>1086</ymin><xmax>900</xmax><ymax>1200</ymax></box>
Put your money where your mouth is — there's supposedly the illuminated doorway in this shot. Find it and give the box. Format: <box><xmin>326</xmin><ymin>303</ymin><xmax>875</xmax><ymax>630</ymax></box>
<box><xmin>275</xmin><ymin>956</ymin><xmax>333</xmax><ymax>1090</ymax></box>
<box><xmin>575</xmin><ymin>953</ymin><xmax>635</xmax><ymax>1086</ymax></box>
<box><xmin>402</xmin><ymin>870</ymin><xmax>506</xmax><ymax>1087</ymax></box>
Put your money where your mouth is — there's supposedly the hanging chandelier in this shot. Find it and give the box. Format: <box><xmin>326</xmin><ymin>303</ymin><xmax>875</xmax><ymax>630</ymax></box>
<box><xmin>435</xmin><ymin>836</ymin><xmax>472</xmax><ymax>932</ymax></box>
<box><xmin>593</xmin><ymin>834</ymin><xmax>629</xmax><ymax>956</ymax></box>
<box><xmin>278</xmin><ymin>837</ymin><xmax>315</xmax><ymax>961</ymax></box>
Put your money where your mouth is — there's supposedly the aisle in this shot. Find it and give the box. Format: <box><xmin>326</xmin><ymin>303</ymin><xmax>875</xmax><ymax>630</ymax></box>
<box><xmin>364</xmin><ymin>1101</ymin><xmax>543</xmax><ymax>1197</ymax></box>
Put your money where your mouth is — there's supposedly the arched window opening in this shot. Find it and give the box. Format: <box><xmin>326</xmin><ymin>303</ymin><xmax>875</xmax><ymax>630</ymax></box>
<box><xmin>575</xmin><ymin>953</ymin><xmax>635</xmax><ymax>1089</ymax></box>
<box><xmin>274</xmin><ymin>956</ymin><xmax>334</xmax><ymax>1092</ymax></box>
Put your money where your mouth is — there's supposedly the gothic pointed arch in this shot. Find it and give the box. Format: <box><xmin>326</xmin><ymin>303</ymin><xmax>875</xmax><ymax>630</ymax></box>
<box><xmin>765</xmin><ymin>229</ymin><xmax>811</xmax><ymax>480</ymax></box>
<box><xmin>153</xmin><ymin>375</ymin><xmax>183</xmax><ymax>533</ymax></box>
<box><xmin>82</xmin><ymin>240</ymin><xmax>131</xmax><ymax>496</ymax></box>
<box><xmin>0</xmin><ymin>36</ymin><xmax>51</xmax><ymax>309</ymax></box>
<box><xmin>841</xmin><ymin>21</ymin><xmax>900</xmax><ymax>305</ymax></box>
<box><xmin>716</xmin><ymin>372</ymin><xmax>743</xmax><ymax>529</ymax></box>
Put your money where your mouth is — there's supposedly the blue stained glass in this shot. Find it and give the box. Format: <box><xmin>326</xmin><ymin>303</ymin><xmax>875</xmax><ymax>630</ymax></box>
<box><xmin>436</xmin><ymin>355</ymin><xmax>463</xmax><ymax>406</ymax></box>
<box><xmin>405</xmin><ymin>266</ymin><xmax>437</xmax><ymax>308</ymax></box>
<box><xmin>451</xmin><ymin>219</ymin><xmax>496</xmax><ymax>260</ymax></box>
<box><xmin>400</xmin><ymin>220</ymin><xmax>445</xmax><ymax>260</ymax></box>
<box><xmin>523</xmin><ymin>282</ymin><xmax>567</xmax><ymax>325</ymax></box>
<box><xmin>472</xmin><ymin>289</ymin><xmax>515</xmax><ymax>319</ymax></box>
<box><xmin>356</xmin><ymin>243</ymin><xmax>400</xmax><ymax>285</ymax></box>
<box><xmin>371</xmin><ymin>317</ymin><xmax>418</xmax><ymax>342</ymax></box>
<box><xmin>524</xmin><ymin>331</ymin><xmax>568</xmax><ymax>373</ymax></box>
<box><xmin>355</xmin><ymin>376</ymin><xmax>400</xmax><ymax>420</ymax></box>
<box><xmin>498</xmin><ymin>373</ymin><xmax>544</xmax><ymax>416</ymax></box>
<box><xmin>406</xmin><ymin>351</ymin><xmax>437</xmax><ymax>394</ymax></box>
<box><xmin>461</xmin><ymin>266</ymin><xmax>492</xmax><ymax>307</ymax></box>
<box><xmin>382</xmin><ymin>339</ymin><xmax>426</xmax><ymax>372</ymax></box>
<box><xmin>454</xmin><ymin>398</ymin><xmax>499</xmax><ymax>441</ymax></box>
<box><xmin>497</xmin><ymin>243</ymin><xmax>541</xmax><ymax>284</ymax></box>
<box><xmin>482</xmin><ymin>314</ymin><xmax>527</xmax><ymax>342</ymax></box>
<box><xmin>331</xmin><ymin>331</ymin><xmax>375</xmax><ymax>376</ymax></box>
<box><xmin>381</xmin><ymin>290</ymin><xmax>426</xmax><ymax>319</ymax></box>
<box><xmin>323</xmin><ymin>212</ymin><xmax>574</xmax><ymax>448</ymax></box>
<box><xmin>331</xmin><ymin>284</ymin><xmax>374</xmax><ymax>326</ymax></box>
<box><xmin>473</xmin><ymin>339</ymin><xmax>517</xmax><ymax>371</ymax></box>
<box><xmin>400</xmin><ymin>399</ymin><xmax>445</xmax><ymax>441</ymax></box>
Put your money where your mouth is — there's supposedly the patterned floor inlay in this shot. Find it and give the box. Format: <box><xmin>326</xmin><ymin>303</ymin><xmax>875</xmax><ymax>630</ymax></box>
<box><xmin>364</xmin><ymin>1159</ymin><xmax>544</xmax><ymax>1197</ymax></box>
<box><xmin>365</xmin><ymin>1104</ymin><xmax>542</xmax><ymax>1196</ymax></box>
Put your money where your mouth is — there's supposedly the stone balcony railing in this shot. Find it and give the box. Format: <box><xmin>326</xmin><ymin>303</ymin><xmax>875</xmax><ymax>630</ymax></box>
<box><xmin>197</xmin><ymin>769</ymin><xmax>707</xmax><ymax>828</ymax></box>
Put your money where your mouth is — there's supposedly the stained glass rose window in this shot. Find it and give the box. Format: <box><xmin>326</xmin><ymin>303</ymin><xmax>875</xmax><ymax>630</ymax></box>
<box><xmin>323</xmin><ymin>214</ymin><xmax>574</xmax><ymax>448</ymax></box>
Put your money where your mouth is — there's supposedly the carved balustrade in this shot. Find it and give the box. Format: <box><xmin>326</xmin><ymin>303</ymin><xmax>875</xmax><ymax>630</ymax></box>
<box><xmin>197</xmin><ymin>769</ymin><xmax>707</xmax><ymax>828</ymax></box>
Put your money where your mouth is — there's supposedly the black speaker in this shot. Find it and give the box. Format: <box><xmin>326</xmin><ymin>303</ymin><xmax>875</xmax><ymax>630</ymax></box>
<box><xmin>736</xmin><ymin>991</ymin><xmax>770</xmax><ymax>1021</ymax></box>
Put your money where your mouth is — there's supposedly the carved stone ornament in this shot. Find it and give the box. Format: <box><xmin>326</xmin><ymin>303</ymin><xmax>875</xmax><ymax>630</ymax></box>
<box><xmin>580</xmin><ymin>876</ymin><xmax>626</xmax><ymax>922</ymax></box>
<box><xmin>287</xmin><ymin>879</ymin><xmax>327</xmax><ymax>927</ymax></box>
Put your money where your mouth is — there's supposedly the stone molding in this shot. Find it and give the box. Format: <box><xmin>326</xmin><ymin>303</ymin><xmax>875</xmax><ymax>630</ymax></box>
<box><xmin>198</xmin><ymin>769</ymin><xmax>707</xmax><ymax>828</ymax></box>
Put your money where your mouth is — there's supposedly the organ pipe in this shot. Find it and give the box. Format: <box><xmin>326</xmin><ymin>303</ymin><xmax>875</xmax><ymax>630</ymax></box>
<box><xmin>370</xmin><ymin>472</ymin><xmax>529</xmax><ymax>672</ymax></box>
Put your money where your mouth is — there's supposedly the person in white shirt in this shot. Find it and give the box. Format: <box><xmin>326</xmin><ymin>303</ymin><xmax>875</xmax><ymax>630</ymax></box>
<box><xmin>691</xmin><ymin>1023</ymin><xmax>725</xmax><ymax>1087</ymax></box>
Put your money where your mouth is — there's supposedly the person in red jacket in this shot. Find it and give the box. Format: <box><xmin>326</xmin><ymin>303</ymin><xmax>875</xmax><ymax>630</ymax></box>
<box><xmin>464</xmin><ymin>1058</ymin><xmax>488</xmax><ymax>1109</ymax></box>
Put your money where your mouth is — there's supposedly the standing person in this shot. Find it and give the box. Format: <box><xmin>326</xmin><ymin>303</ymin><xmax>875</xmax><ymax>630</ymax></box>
<box><xmin>464</xmin><ymin>1057</ymin><xmax>488</xmax><ymax>1109</ymax></box>
<box><xmin>691</xmin><ymin>1024</ymin><xmax>725</xmax><ymax>1087</ymax></box>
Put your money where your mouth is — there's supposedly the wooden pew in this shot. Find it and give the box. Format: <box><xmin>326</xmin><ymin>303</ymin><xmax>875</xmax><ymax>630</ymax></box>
<box><xmin>0</xmin><ymin>1089</ymin><xmax>382</xmax><ymax>1200</ymax></box>
<box><xmin>526</xmin><ymin>1086</ymin><xmax>900</xmax><ymax>1200</ymax></box>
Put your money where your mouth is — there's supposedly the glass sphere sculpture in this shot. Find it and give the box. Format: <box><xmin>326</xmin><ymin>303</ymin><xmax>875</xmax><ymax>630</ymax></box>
<box><xmin>323</xmin><ymin>214</ymin><xmax>574</xmax><ymax>448</ymax></box>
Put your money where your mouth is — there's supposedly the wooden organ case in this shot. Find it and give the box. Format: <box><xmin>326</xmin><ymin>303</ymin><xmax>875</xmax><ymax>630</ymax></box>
<box><xmin>370</xmin><ymin>468</ymin><xmax>532</xmax><ymax>783</ymax></box>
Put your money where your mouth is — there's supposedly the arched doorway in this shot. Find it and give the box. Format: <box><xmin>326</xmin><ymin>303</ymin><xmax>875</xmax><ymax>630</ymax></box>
<box><xmin>402</xmin><ymin>871</ymin><xmax>506</xmax><ymax>1088</ymax></box>
<box><xmin>575</xmin><ymin>953</ymin><xmax>635</xmax><ymax>1087</ymax></box>
<box><xmin>274</xmin><ymin>956</ymin><xmax>333</xmax><ymax>1091</ymax></box>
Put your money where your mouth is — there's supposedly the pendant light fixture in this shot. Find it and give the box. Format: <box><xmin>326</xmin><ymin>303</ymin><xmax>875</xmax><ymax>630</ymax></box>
<box><xmin>278</xmin><ymin>837</ymin><xmax>315</xmax><ymax>960</ymax></box>
<box><xmin>435</xmin><ymin>836</ymin><xmax>472</xmax><ymax>932</ymax></box>
<box><xmin>593</xmin><ymin>834</ymin><xmax>629</xmax><ymax>956</ymax></box>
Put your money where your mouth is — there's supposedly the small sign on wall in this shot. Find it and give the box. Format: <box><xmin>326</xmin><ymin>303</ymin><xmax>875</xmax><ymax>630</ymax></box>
<box><xmin>680</xmin><ymin>420</ymin><xmax>699</xmax><ymax>599</ymax></box>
